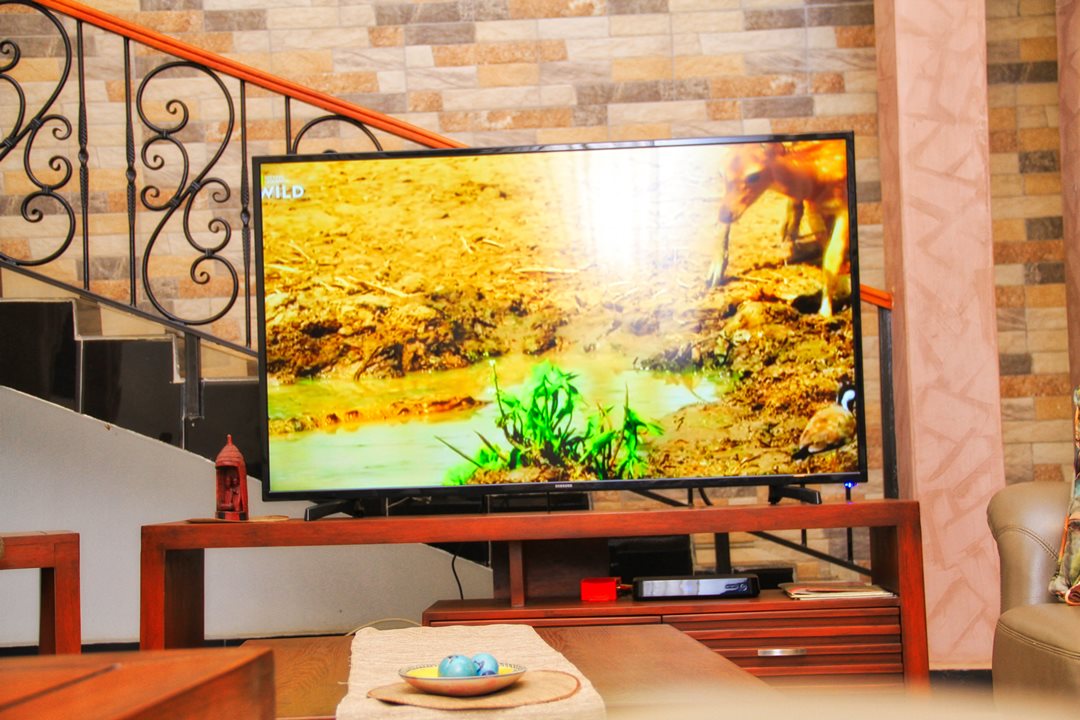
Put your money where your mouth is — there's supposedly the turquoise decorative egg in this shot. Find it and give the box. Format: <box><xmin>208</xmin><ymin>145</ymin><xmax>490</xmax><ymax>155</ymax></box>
<box><xmin>437</xmin><ymin>654</ymin><xmax>478</xmax><ymax>677</ymax></box>
<box><xmin>472</xmin><ymin>652</ymin><xmax>499</xmax><ymax>676</ymax></box>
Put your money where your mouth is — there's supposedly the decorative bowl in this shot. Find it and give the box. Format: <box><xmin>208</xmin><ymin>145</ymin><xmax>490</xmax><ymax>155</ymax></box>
<box><xmin>398</xmin><ymin>663</ymin><xmax>527</xmax><ymax>697</ymax></box>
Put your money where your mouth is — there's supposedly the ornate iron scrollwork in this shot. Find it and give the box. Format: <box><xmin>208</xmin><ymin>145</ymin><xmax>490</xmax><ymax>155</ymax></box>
<box><xmin>2</xmin><ymin>0</ymin><xmax>439</xmax><ymax>349</ymax></box>
<box><xmin>290</xmin><ymin>115</ymin><xmax>383</xmax><ymax>155</ymax></box>
<box><xmin>0</xmin><ymin>0</ymin><xmax>76</xmax><ymax>266</ymax></box>
<box><xmin>135</xmin><ymin>61</ymin><xmax>239</xmax><ymax>326</ymax></box>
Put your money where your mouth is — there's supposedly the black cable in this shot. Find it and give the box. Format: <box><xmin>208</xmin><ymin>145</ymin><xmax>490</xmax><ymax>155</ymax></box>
<box><xmin>451</xmin><ymin>544</ymin><xmax>464</xmax><ymax>600</ymax></box>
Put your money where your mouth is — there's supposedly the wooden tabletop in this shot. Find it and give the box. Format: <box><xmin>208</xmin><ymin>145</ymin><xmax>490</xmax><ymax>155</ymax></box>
<box><xmin>246</xmin><ymin>623</ymin><xmax>768</xmax><ymax>719</ymax></box>
<box><xmin>244</xmin><ymin>635</ymin><xmax>353</xmax><ymax>718</ymax></box>
<box><xmin>0</xmin><ymin>646</ymin><xmax>274</xmax><ymax>719</ymax></box>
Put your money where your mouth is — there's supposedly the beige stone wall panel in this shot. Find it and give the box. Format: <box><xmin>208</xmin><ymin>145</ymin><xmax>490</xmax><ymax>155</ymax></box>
<box><xmin>673</xmin><ymin>55</ymin><xmax>743</xmax><ymax>78</ymax></box>
<box><xmin>474</xmin><ymin>20</ymin><xmax>538</xmax><ymax>43</ymax></box>
<box><xmin>535</xmin><ymin>126</ymin><xmax>607</xmax><ymax>143</ymax></box>
<box><xmin>609</xmin><ymin>14</ymin><xmax>670</xmax><ymax>36</ymax></box>
<box><xmin>115</xmin><ymin>10</ymin><xmax>201</xmax><ymax>34</ymax></box>
<box><xmin>987</xmin><ymin>14</ymin><xmax>1057</xmax><ymax>41</ymax></box>
<box><xmin>699</xmin><ymin>27</ymin><xmax>803</xmax><ymax>55</ymax></box>
<box><xmin>477</xmin><ymin>62</ymin><xmax>542</xmax><ymax>86</ymax></box>
<box><xmin>539</xmin><ymin>59</ymin><xmax>609</xmax><ymax>83</ymax></box>
<box><xmin>670</xmin><ymin>0</ymin><xmax>739</xmax><ymax>10</ymax></box>
<box><xmin>812</xmin><ymin>72</ymin><xmax>846</xmax><ymax>93</ymax></box>
<box><xmin>606</xmin><ymin>99</ymin><xmax>706</xmax><ymax>124</ymax></box>
<box><xmin>709</xmin><ymin>74</ymin><xmax>802</xmax><ymax>98</ymax></box>
<box><xmin>670</xmin><ymin>10</ymin><xmax>742</xmax><ymax>35</ymax></box>
<box><xmin>609</xmin><ymin>122</ymin><xmax>671</xmax><ymax>141</ymax></box>
<box><xmin>538</xmin><ymin>84</ymin><xmax>574</xmax><ymax>105</ymax></box>
<box><xmin>508</xmin><ymin>0</ymin><xmax>602</xmax><ymax>20</ymax></box>
<box><xmin>403</xmin><ymin>66</ymin><xmax>479</xmax><ymax>90</ymax></box>
<box><xmin>369</xmin><ymin>26</ymin><xmax>404</xmax><ymax>47</ymax></box>
<box><xmin>537</xmin><ymin>16</ymin><xmax>609</xmax><ymax>38</ymax></box>
<box><xmin>611</xmin><ymin>56</ymin><xmax>671</xmax><ymax>82</ymax></box>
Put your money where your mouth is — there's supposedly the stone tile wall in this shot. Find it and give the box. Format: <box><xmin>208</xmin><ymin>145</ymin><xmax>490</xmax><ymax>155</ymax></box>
<box><xmin>986</xmin><ymin>0</ymin><xmax>1072</xmax><ymax>484</ymax></box>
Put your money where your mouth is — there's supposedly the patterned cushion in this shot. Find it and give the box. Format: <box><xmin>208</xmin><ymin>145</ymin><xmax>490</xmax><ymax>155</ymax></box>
<box><xmin>1050</xmin><ymin>390</ymin><xmax>1080</xmax><ymax>604</ymax></box>
<box><xmin>1049</xmin><ymin>495</ymin><xmax>1080</xmax><ymax>604</ymax></box>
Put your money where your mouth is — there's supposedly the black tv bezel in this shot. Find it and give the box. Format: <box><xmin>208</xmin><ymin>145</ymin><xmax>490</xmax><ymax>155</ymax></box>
<box><xmin>252</xmin><ymin>131</ymin><xmax>869</xmax><ymax>506</ymax></box>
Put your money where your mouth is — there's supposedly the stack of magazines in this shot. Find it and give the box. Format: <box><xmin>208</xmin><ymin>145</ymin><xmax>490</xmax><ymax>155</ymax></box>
<box><xmin>779</xmin><ymin>581</ymin><xmax>896</xmax><ymax>599</ymax></box>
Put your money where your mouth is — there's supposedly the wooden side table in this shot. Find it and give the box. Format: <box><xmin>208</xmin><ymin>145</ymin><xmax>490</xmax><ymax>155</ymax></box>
<box><xmin>0</xmin><ymin>531</ymin><xmax>81</xmax><ymax>654</ymax></box>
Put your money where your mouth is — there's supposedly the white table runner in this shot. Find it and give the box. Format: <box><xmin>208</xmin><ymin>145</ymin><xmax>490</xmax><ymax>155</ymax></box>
<box><xmin>335</xmin><ymin>624</ymin><xmax>607</xmax><ymax>720</ymax></box>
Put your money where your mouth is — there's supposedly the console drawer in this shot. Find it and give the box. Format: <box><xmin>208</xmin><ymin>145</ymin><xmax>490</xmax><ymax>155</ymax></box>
<box><xmin>664</xmin><ymin>605</ymin><xmax>903</xmax><ymax>677</ymax></box>
<box><xmin>427</xmin><ymin>615</ymin><xmax>661</xmax><ymax>628</ymax></box>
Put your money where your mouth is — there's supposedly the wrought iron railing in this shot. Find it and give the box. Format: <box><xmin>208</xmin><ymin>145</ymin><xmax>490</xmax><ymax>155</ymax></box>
<box><xmin>0</xmin><ymin>0</ymin><xmax>462</xmax><ymax>356</ymax></box>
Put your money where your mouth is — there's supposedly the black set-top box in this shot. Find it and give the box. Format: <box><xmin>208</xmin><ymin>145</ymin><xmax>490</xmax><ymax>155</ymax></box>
<box><xmin>632</xmin><ymin>574</ymin><xmax>760</xmax><ymax>601</ymax></box>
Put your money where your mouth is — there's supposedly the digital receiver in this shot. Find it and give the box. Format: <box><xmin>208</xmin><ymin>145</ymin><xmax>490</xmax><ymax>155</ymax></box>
<box><xmin>632</xmin><ymin>574</ymin><xmax>760</xmax><ymax>601</ymax></box>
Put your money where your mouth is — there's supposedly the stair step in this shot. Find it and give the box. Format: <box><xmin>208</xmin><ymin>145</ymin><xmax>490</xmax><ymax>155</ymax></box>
<box><xmin>0</xmin><ymin>268</ymin><xmax>79</xmax><ymax>301</ymax></box>
<box><xmin>89</xmin><ymin>304</ymin><xmax>173</xmax><ymax>340</ymax></box>
<box><xmin>188</xmin><ymin>340</ymin><xmax>259</xmax><ymax>382</ymax></box>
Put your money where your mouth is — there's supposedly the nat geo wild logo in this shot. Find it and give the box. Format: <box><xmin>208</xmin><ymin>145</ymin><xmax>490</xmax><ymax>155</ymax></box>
<box><xmin>262</xmin><ymin>174</ymin><xmax>306</xmax><ymax>200</ymax></box>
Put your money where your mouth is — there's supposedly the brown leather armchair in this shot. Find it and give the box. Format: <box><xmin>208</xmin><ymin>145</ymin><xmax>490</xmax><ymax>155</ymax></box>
<box><xmin>987</xmin><ymin>481</ymin><xmax>1080</xmax><ymax>699</ymax></box>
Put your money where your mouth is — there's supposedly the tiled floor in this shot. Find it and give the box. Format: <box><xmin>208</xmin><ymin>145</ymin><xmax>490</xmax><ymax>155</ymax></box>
<box><xmin>930</xmin><ymin>669</ymin><xmax>993</xmax><ymax>695</ymax></box>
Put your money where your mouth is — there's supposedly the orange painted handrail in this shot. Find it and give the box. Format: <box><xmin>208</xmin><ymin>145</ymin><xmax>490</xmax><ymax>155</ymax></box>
<box><xmin>34</xmin><ymin>0</ymin><xmax>465</xmax><ymax>151</ymax></box>
<box><xmin>860</xmin><ymin>284</ymin><xmax>893</xmax><ymax>310</ymax></box>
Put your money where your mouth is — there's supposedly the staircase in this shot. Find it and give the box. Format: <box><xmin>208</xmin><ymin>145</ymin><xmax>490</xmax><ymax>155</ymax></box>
<box><xmin>0</xmin><ymin>268</ymin><xmax>265</xmax><ymax>475</ymax></box>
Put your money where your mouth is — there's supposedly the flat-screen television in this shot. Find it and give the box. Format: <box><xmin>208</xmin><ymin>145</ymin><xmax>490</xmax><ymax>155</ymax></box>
<box><xmin>253</xmin><ymin>132</ymin><xmax>868</xmax><ymax>511</ymax></box>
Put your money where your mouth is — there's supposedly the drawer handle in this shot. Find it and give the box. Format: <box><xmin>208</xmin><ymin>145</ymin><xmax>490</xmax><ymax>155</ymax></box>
<box><xmin>757</xmin><ymin>648</ymin><xmax>808</xmax><ymax>657</ymax></box>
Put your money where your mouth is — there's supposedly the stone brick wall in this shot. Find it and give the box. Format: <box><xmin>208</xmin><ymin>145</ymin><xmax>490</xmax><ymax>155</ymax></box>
<box><xmin>986</xmin><ymin>0</ymin><xmax>1072</xmax><ymax>484</ymax></box>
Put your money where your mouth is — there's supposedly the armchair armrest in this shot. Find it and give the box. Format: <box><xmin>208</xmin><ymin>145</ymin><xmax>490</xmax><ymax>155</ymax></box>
<box><xmin>987</xmin><ymin>481</ymin><xmax>1071</xmax><ymax>613</ymax></box>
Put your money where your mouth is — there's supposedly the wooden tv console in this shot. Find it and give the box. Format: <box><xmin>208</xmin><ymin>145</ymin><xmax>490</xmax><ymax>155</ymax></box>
<box><xmin>425</xmin><ymin>591</ymin><xmax>913</xmax><ymax>688</ymax></box>
<box><xmin>140</xmin><ymin>499</ymin><xmax>928</xmax><ymax>687</ymax></box>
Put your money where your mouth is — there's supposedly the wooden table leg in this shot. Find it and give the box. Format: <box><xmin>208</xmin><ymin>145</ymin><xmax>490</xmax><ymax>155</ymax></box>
<box><xmin>895</xmin><ymin>513</ymin><xmax>929</xmax><ymax>686</ymax></box>
<box><xmin>142</xmin><ymin>537</ymin><xmax>205</xmax><ymax>650</ymax></box>
<box><xmin>508</xmin><ymin>541</ymin><xmax>525</xmax><ymax>608</ymax></box>
<box><xmin>38</xmin><ymin>535</ymin><xmax>81</xmax><ymax>654</ymax></box>
<box><xmin>141</xmin><ymin>533</ymin><xmax>167</xmax><ymax>650</ymax></box>
<box><xmin>165</xmin><ymin>549</ymin><xmax>206</xmax><ymax>649</ymax></box>
<box><xmin>0</xmin><ymin>532</ymin><xmax>81</xmax><ymax>654</ymax></box>
<box><xmin>870</xmin><ymin>515</ymin><xmax>929</xmax><ymax>688</ymax></box>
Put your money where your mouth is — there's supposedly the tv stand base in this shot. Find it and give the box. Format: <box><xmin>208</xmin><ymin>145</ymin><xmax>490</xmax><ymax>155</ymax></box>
<box><xmin>303</xmin><ymin>499</ymin><xmax>365</xmax><ymax>521</ymax></box>
<box><xmin>768</xmin><ymin>484</ymin><xmax>822</xmax><ymax>505</ymax></box>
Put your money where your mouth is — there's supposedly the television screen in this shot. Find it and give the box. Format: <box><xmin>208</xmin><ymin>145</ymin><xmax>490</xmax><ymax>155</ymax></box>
<box><xmin>253</xmin><ymin>133</ymin><xmax>868</xmax><ymax>506</ymax></box>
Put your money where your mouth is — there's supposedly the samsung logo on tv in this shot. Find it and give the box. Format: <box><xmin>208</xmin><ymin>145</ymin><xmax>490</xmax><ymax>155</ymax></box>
<box><xmin>262</xmin><ymin>174</ymin><xmax>305</xmax><ymax>200</ymax></box>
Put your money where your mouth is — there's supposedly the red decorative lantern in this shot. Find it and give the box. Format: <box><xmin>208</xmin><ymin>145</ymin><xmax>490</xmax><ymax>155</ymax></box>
<box><xmin>215</xmin><ymin>435</ymin><xmax>248</xmax><ymax>521</ymax></box>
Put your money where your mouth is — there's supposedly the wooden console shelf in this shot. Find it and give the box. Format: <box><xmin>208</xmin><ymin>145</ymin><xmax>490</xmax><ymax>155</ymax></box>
<box><xmin>425</xmin><ymin>592</ymin><xmax>909</xmax><ymax>688</ymax></box>
<box><xmin>139</xmin><ymin>499</ymin><xmax>928</xmax><ymax>687</ymax></box>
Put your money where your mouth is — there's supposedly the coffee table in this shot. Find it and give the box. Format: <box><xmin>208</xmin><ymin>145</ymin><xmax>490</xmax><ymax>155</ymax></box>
<box><xmin>245</xmin><ymin>624</ymin><xmax>768</xmax><ymax>719</ymax></box>
<box><xmin>0</xmin><ymin>646</ymin><xmax>273</xmax><ymax>719</ymax></box>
